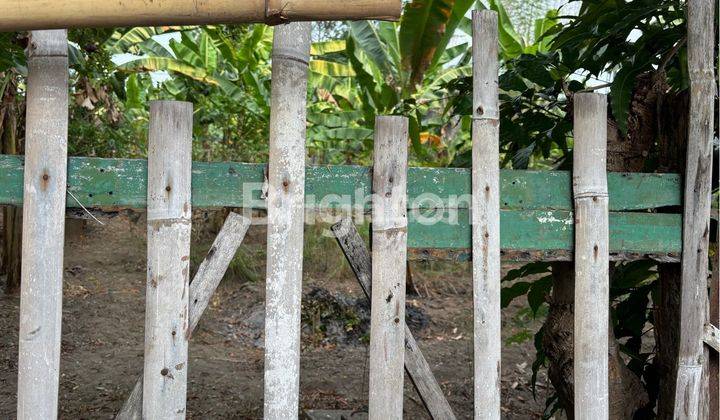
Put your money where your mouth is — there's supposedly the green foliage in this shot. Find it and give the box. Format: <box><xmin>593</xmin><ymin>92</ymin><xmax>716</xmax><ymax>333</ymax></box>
<box><xmin>444</xmin><ymin>2</ymin><xmax>692</xmax><ymax>414</ymax></box>
<box><xmin>552</xmin><ymin>0</ymin><xmax>686</xmax><ymax>134</ymax></box>
<box><xmin>310</xmin><ymin>0</ymin><xmax>475</xmax><ymax>165</ymax></box>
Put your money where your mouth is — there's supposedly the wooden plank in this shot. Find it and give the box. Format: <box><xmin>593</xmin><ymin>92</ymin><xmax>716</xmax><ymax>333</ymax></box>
<box><xmin>331</xmin><ymin>218</ymin><xmax>456</xmax><ymax>420</ymax></box>
<box><xmin>0</xmin><ymin>0</ymin><xmax>401</xmax><ymax>31</ymax></box>
<box><xmin>263</xmin><ymin>22</ymin><xmax>312</xmax><ymax>420</ymax></box>
<box><xmin>0</xmin><ymin>158</ymin><xmax>684</xmax><ymax>254</ymax></box>
<box><xmin>368</xmin><ymin>116</ymin><xmax>408</xmax><ymax>420</ymax></box>
<box><xmin>142</xmin><ymin>101</ymin><xmax>193</xmax><ymax>418</ymax></box>
<box><xmin>572</xmin><ymin>92</ymin><xmax>609</xmax><ymax>418</ymax></box>
<box><xmin>116</xmin><ymin>212</ymin><xmax>251</xmax><ymax>420</ymax></box>
<box><xmin>675</xmin><ymin>0</ymin><xmax>715</xmax><ymax>417</ymax></box>
<box><xmin>407</xmin><ymin>209</ymin><xmax>681</xmax><ymax>255</ymax></box>
<box><xmin>0</xmin><ymin>155</ymin><xmax>681</xmax><ymax>211</ymax></box>
<box><xmin>16</xmin><ymin>29</ymin><xmax>69</xmax><ymax>420</ymax></box>
<box><xmin>471</xmin><ymin>9</ymin><xmax>501</xmax><ymax>420</ymax></box>
<box><xmin>0</xmin><ymin>154</ymin><xmax>684</xmax><ymax>254</ymax></box>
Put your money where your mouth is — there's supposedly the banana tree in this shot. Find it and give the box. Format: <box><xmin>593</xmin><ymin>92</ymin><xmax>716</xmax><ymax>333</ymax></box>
<box><xmin>309</xmin><ymin>0</ymin><xmax>476</xmax><ymax>166</ymax></box>
<box><xmin>113</xmin><ymin>25</ymin><xmax>275</xmax><ymax>162</ymax></box>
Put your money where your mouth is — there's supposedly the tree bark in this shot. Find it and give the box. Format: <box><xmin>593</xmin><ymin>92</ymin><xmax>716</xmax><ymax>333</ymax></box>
<box><xmin>543</xmin><ymin>73</ymin><xmax>667</xmax><ymax>418</ymax></box>
<box><xmin>1</xmin><ymin>75</ymin><xmax>21</xmax><ymax>294</ymax></box>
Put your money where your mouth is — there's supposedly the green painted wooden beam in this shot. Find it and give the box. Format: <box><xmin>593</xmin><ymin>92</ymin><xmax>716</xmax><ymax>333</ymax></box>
<box><xmin>0</xmin><ymin>155</ymin><xmax>681</xmax><ymax>210</ymax></box>
<box><xmin>0</xmin><ymin>154</ymin><xmax>682</xmax><ymax>256</ymax></box>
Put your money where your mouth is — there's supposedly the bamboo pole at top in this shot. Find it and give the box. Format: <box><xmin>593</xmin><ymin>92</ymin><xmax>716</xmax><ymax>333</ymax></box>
<box><xmin>674</xmin><ymin>0</ymin><xmax>715</xmax><ymax>417</ymax></box>
<box><xmin>16</xmin><ymin>29</ymin><xmax>69</xmax><ymax>420</ymax></box>
<box><xmin>0</xmin><ymin>0</ymin><xmax>401</xmax><ymax>31</ymax></box>
<box><xmin>263</xmin><ymin>22</ymin><xmax>312</xmax><ymax>420</ymax></box>
<box><xmin>471</xmin><ymin>9</ymin><xmax>501</xmax><ymax>420</ymax></box>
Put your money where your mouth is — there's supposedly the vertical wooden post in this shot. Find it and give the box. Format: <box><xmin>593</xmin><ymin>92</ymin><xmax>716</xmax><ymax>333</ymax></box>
<box><xmin>675</xmin><ymin>0</ymin><xmax>716</xmax><ymax>417</ymax></box>
<box><xmin>16</xmin><ymin>29</ymin><xmax>68</xmax><ymax>420</ymax></box>
<box><xmin>572</xmin><ymin>92</ymin><xmax>609</xmax><ymax>419</ymax></box>
<box><xmin>331</xmin><ymin>218</ymin><xmax>457</xmax><ymax>420</ymax></box>
<box><xmin>263</xmin><ymin>22</ymin><xmax>312</xmax><ymax>420</ymax></box>
<box><xmin>143</xmin><ymin>100</ymin><xmax>193</xmax><ymax>418</ymax></box>
<box><xmin>471</xmin><ymin>10</ymin><xmax>501</xmax><ymax>420</ymax></box>
<box><xmin>368</xmin><ymin>115</ymin><xmax>408</xmax><ymax>420</ymax></box>
<box><xmin>117</xmin><ymin>212</ymin><xmax>251</xmax><ymax>420</ymax></box>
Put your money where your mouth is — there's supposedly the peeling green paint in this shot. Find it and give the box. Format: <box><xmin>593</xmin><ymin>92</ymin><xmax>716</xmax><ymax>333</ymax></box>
<box><xmin>0</xmin><ymin>154</ymin><xmax>682</xmax><ymax>254</ymax></box>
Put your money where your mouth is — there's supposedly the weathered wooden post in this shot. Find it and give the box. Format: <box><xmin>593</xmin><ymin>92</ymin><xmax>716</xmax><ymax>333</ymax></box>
<box><xmin>331</xmin><ymin>218</ymin><xmax>456</xmax><ymax>419</ymax></box>
<box><xmin>16</xmin><ymin>29</ymin><xmax>69</xmax><ymax>420</ymax></box>
<box><xmin>117</xmin><ymin>213</ymin><xmax>251</xmax><ymax>420</ymax></box>
<box><xmin>573</xmin><ymin>92</ymin><xmax>609</xmax><ymax>419</ymax></box>
<box><xmin>674</xmin><ymin>0</ymin><xmax>715</xmax><ymax>417</ymax></box>
<box><xmin>368</xmin><ymin>115</ymin><xmax>409</xmax><ymax>420</ymax></box>
<box><xmin>471</xmin><ymin>9</ymin><xmax>501</xmax><ymax>420</ymax></box>
<box><xmin>143</xmin><ymin>100</ymin><xmax>193</xmax><ymax>418</ymax></box>
<box><xmin>263</xmin><ymin>22</ymin><xmax>312</xmax><ymax>420</ymax></box>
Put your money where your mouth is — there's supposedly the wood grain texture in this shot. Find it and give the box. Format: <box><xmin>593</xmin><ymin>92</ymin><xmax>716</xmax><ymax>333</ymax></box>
<box><xmin>674</xmin><ymin>0</ymin><xmax>715</xmax><ymax>417</ymax></box>
<box><xmin>143</xmin><ymin>100</ymin><xmax>193</xmax><ymax>419</ymax></box>
<box><xmin>331</xmin><ymin>218</ymin><xmax>456</xmax><ymax>420</ymax></box>
<box><xmin>16</xmin><ymin>29</ymin><xmax>68</xmax><ymax>420</ymax></box>
<box><xmin>471</xmin><ymin>10</ymin><xmax>501</xmax><ymax>420</ymax></box>
<box><xmin>116</xmin><ymin>212</ymin><xmax>251</xmax><ymax>420</ymax></box>
<box><xmin>368</xmin><ymin>116</ymin><xmax>409</xmax><ymax>420</ymax></box>
<box><xmin>572</xmin><ymin>93</ymin><xmax>609</xmax><ymax>419</ymax></box>
<box><xmin>0</xmin><ymin>0</ymin><xmax>401</xmax><ymax>31</ymax></box>
<box><xmin>0</xmin><ymin>154</ymin><xmax>684</xmax><ymax>254</ymax></box>
<box><xmin>0</xmin><ymin>155</ymin><xmax>682</xmax><ymax>212</ymax></box>
<box><xmin>263</xmin><ymin>22</ymin><xmax>311</xmax><ymax>420</ymax></box>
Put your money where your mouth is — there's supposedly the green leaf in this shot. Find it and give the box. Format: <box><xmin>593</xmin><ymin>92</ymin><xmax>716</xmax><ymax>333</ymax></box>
<box><xmin>199</xmin><ymin>32</ymin><xmax>218</xmax><ymax>75</ymax></box>
<box><xmin>125</xmin><ymin>74</ymin><xmax>143</xmax><ymax>109</ymax></box>
<box><xmin>480</xmin><ymin>0</ymin><xmax>526</xmax><ymax>59</ymax></box>
<box><xmin>501</xmin><ymin>281</ymin><xmax>532</xmax><ymax>308</ymax></box>
<box><xmin>527</xmin><ymin>275</ymin><xmax>552</xmax><ymax>317</ymax></box>
<box><xmin>310</xmin><ymin>60</ymin><xmax>356</xmax><ymax>77</ymax></box>
<box><xmin>139</xmin><ymin>38</ymin><xmax>174</xmax><ymax>58</ymax></box>
<box><xmin>118</xmin><ymin>57</ymin><xmax>242</xmax><ymax>101</ymax></box>
<box><xmin>311</xmin><ymin>40</ymin><xmax>347</xmax><ymax>56</ymax></box>
<box><xmin>399</xmin><ymin>0</ymin><xmax>455</xmax><ymax>90</ymax></box>
<box><xmin>502</xmin><ymin>262</ymin><xmax>551</xmax><ymax>282</ymax></box>
<box><xmin>610</xmin><ymin>57</ymin><xmax>648</xmax><ymax>135</ymax></box>
<box><xmin>169</xmin><ymin>38</ymin><xmax>203</xmax><ymax>68</ymax></box>
<box><xmin>348</xmin><ymin>21</ymin><xmax>394</xmax><ymax>76</ymax></box>
<box><xmin>429</xmin><ymin>0</ymin><xmax>474</xmax><ymax>71</ymax></box>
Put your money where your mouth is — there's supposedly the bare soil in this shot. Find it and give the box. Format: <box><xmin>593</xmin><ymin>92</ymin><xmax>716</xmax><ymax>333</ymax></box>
<box><xmin>0</xmin><ymin>212</ymin><xmax>552</xmax><ymax>419</ymax></box>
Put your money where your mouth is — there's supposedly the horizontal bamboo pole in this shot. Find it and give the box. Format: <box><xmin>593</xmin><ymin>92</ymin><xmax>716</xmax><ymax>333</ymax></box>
<box><xmin>0</xmin><ymin>0</ymin><xmax>401</xmax><ymax>31</ymax></box>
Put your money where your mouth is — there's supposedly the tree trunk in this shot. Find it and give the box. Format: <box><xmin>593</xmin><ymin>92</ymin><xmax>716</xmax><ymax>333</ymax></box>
<box><xmin>1</xmin><ymin>75</ymin><xmax>21</xmax><ymax>294</ymax></box>
<box><xmin>653</xmin><ymin>83</ymin><xmax>690</xmax><ymax>420</ymax></box>
<box><xmin>543</xmin><ymin>73</ymin><xmax>667</xmax><ymax>418</ymax></box>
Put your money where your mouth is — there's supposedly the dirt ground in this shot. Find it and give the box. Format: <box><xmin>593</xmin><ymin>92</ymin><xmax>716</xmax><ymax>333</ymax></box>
<box><xmin>0</xmin><ymin>212</ymin><xmax>553</xmax><ymax>419</ymax></box>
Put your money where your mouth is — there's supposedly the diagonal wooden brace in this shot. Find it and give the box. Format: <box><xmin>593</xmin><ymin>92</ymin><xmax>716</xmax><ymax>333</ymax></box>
<box><xmin>116</xmin><ymin>212</ymin><xmax>251</xmax><ymax>420</ymax></box>
<box><xmin>704</xmin><ymin>324</ymin><xmax>720</xmax><ymax>353</ymax></box>
<box><xmin>331</xmin><ymin>218</ymin><xmax>456</xmax><ymax>420</ymax></box>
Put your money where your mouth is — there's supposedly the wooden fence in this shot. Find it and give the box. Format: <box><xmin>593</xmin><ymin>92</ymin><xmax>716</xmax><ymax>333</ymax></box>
<box><xmin>1</xmin><ymin>1</ymin><xmax>717</xmax><ymax>419</ymax></box>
